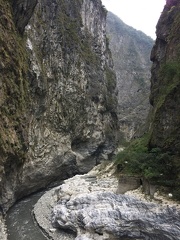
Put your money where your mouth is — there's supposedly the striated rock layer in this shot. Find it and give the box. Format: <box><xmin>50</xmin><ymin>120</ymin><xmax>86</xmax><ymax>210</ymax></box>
<box><xmin>52</xmin><ymin>192</ymin><xmax>180</xmax><ymax>240</ymax></box>
<box><xmin>0</xmin><ymin>0</ymin><xmax>118</xmax><ymax>212</ymax></box>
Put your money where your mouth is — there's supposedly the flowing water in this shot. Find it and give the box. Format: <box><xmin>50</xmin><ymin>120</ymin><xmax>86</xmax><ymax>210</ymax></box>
<box><xmin>5</xmin><ymin>187</ymin><xmax>74</xmax><ymax>240</ymax></box>
<box><xmin>6</xmin><ymin>191</ymin><xmax>48</xmax><ymax>240</ymax></box>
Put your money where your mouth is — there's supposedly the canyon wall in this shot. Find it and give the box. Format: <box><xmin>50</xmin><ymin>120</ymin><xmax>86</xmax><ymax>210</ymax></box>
<box><xmin>150</xmin><ymin>0</ymin><xmax>180</xmax><ymax>155</ymax></box>
<box><xmin>149</xmin><ymin>0</ymin><xmax>180</xmax><ymax>192</ymax></box>
<box><xmin>0</xmin><ymin>0</ymin><xmax>118</xmax><ymax>212</ymax></box>
<box><xmin>106</xmin><ymin>12</ymin><xmax>154</xmax><ymax>141</ymax></box>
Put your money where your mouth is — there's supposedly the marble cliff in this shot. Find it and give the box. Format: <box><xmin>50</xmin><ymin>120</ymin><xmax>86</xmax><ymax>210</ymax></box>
<box><xmin>0</xmin><ymin>0</ymin><xmax>118</xmax><ymax>212</ymax></box>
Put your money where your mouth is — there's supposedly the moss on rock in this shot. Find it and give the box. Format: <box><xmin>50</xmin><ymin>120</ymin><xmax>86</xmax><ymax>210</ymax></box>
<box><xmin>0</xmin><ymin>0</ymin><xmax>29</xmax><ymax>167</ymax></box>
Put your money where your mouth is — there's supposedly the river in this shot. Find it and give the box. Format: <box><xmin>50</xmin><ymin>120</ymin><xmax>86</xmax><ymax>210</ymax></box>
<box><xmin>6</xmin><ymin>191</ymin><xmax>48</xmax><ymax>240</ymax></box>
<box><xmin>5</xmin><ymin>188</ymin><xmax>75</xmax><ymax>240</ymax></box>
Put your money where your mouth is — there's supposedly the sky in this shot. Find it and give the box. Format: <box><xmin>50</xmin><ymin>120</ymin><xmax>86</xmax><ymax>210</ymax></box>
<box><xmin>101</xmin><ymin>0</ymin><xmax>166</xmax><ymax>39</ymax></box>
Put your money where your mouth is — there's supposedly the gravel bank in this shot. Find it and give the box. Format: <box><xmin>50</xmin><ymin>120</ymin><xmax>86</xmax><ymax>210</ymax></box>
<box><xmin>34</xmin><ymin>187</ymin><xmax>74</xmax><ymax>240</ymax></box>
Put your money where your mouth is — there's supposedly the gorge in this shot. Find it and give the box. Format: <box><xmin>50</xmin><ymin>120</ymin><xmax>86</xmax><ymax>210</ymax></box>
<box><xmin>0</xmin><ymin>0</ymin><xmax>180</xmax><ymax>239</ymax></box>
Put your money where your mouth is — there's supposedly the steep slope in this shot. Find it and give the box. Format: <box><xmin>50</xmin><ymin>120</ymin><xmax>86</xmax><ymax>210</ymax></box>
<box><xmin>0</xmin><ymin>0</ymin><xmax>31</xmax><ymax>212</ymax></box>
<box><xmin>150</xmin><ymin>0</ymin><xmax>180</xmax><ymax>156</ymax></box>
<box><xmin>149</xmin><ymin>0</ymin><xmax>180</xmax><ymax>195</ymax></box>
<box><xmin>106</xmin><ymin>12</ymin><xmax>154</xmax><ymax>141</ymax></box>
<box><xmin>0</xmin><ymin>0</ymin><xmax>118</xmax><ymax>212</ymax></box>
<box><xmin>21</xmin><ymin>0</ymin><xmax>118</xmax><ymax>200</ymax></box>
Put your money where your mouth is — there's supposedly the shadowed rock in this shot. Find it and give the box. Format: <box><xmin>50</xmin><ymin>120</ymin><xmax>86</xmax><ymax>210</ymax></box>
<box><xmin>12</xmin><ymin>0</ymin><xmax>38</xmax><ymax>34</ymax></box>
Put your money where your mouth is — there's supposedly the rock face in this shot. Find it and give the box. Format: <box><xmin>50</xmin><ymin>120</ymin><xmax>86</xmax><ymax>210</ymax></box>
<box><xmin>0</xmin><ymin>0</ymin><xmax>31</xmax><ymax>212</ymax></box>
<box><xmin>12</xmin><ymin>0</ymin><xmax>38</xmax><ymax>34</ymax></box>
<box><xmin>106</xmin><ymin>12</ymin><xmax>154</xmax><ymax>141</ymax></box>
<box><xmin>117</xmin><ymin>175</ymin><xmax>141</xmax><ymax>194</ymax></box>
<box><xmin>0</xmin><ymin>0</ymin><xmax>118</xmax><ymax>211</ymax></box>
<box><xmin>149</xmin><ymin>0</ymin><xmax>180</xmax><ymax>190</ymax></box>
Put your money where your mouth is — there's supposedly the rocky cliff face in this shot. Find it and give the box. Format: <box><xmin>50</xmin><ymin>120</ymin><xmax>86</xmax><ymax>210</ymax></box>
<box><xmin>0</xmin><ymin>0</ymin><xmax>118</xmax><ymax>212</ymax></box>
<box><xmin>12</xmin><ymin>0</ymin><xmax>38</xmax><ymax>34</ymax></box>
<box><xmin>149</xmin><ymin>0</ymin><xmax>180</xmax><ymax>192</ymax></box>
<box><xmin>106</xmin><ymin>12</ymin><xmax>154</xmax><ymax>141</ymax></box>
<box><xmin>0</xmin><ymin>0</ymin><xmax>31</xmax><ymax>212</ymax></box>
<box><xmin>150</xmin><ymin>0</ymin><xmax>180</xmax><ymax>154</ymax></box>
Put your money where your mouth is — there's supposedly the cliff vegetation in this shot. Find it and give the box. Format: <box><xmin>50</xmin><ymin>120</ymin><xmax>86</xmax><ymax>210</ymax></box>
<box><xmin>0</xmin><ymin>0</ymin><xmax>31</xmax><ymax>210</ymax></box>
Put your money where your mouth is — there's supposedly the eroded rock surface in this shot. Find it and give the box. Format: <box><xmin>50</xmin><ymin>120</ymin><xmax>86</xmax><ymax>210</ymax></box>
<box><xmin>12</xmin><ymin>0</ymin><xmax>38</xmax><ymax>34</ymax></box>
<box><xmin>34</xmin><ymin>163</ymin><xmax>180</xmax><ymax>240</ymax></box>
<box><xmin>52</xmin><ymin>192</ymin><xmax>180</xmax><ymax>240</ymax></box>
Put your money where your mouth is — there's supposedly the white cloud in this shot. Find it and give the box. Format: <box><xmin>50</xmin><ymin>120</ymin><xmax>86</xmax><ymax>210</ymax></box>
<box><xmin>101</xmin><ymin>0</ymin><xmax>166</xmax><ymax>39</ymax></box>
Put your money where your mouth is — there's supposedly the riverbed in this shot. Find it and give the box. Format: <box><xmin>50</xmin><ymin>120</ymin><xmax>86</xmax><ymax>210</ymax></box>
<box><xmin>5</xmin><ymin>162</ymin><xmax>180</xmax><ymax>240</ymax></box>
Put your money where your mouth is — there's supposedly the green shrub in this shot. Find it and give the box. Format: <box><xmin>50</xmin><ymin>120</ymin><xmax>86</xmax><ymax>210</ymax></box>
<box><xmin>115</xmin><ymin>135</ymin><xmax>177</xmax><ymax>185</ymax></box>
